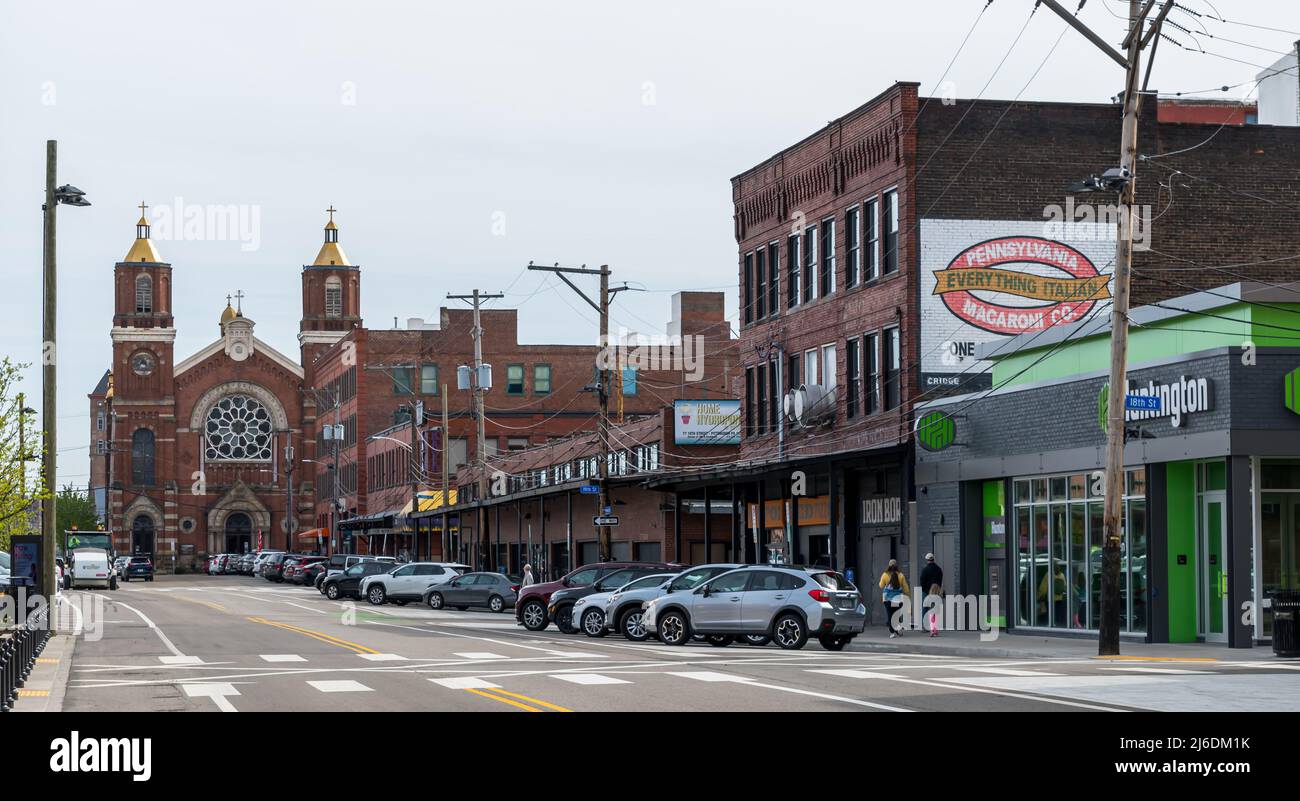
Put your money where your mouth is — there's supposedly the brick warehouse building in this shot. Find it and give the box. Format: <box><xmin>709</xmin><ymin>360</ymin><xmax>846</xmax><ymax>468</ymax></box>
<box><xmin>660</xmin><ymin>81</ymin><xmax>1300</xmax><ymax>608</ymax></box>
<box><xmin>311</xmin><ymin>291</ymin><xmax>736</xmax><ymax>562</ymax></box>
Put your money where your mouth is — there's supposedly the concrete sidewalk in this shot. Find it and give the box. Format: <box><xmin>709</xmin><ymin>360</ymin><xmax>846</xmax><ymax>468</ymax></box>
<box><xmin>12</xmin><ymin>633</ymin><xmax>75</xmax><ymax>712</ymax></box>
<box><xmin>847</xmin><ymin>627</ymin><xmax>1286</xmax><ymax>662</ymax></box>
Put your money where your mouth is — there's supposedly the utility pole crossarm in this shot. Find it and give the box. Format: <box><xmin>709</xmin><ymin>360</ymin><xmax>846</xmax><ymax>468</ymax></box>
<box><xmin>1038</xmin><ymin>0</ymin><xmax>1129</xmax><ymax>67</ymax></box>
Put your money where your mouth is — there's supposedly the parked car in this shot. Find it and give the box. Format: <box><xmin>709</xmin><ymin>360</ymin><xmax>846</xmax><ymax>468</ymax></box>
<box><xmin>122</xmin><ymin>555</ymin><xmax>154</xmax><ymax>582</ymax></box>
<box><xmin>360</xmin><ymin>562</ymin><xmax>468</xmax><ymax>605</ymax></box>
<box><xmin>304</xmin><ymin>560</ymin><xmax>330</xmax><ymax>588</ymax></box>
<box><xmin>236</xmin><ymin>553</ymin><xmax>257</xmax><ymax>575</ymax></box>
<box><xmin>643</xmin><ymin>566</ymin><xmax>866</xmax><ymax>651</ymax></box>
<box><xmin>283</xmin><ymin>555</ymin><xmax>326</xmax><ymax>584</ymax></box>
<box><xmin>316</xmin><ymin>554</ymin><xmax>396</xmax><ymax>592</ymax></box>
<box><xmin>423</xmin><ymin>572</ymin><xmax>518</xmax><ymax>612</ymax></box>
<box><xmin>515</xmin><ymin>561</ymin><xmax>683</xmax><ymax>632</ymax></box>
<box><xmin>261</xmin><ymin>552</ymin><xmax>308</xmax><ymax>582</ymax></box>
<box><xmin>113</xmin><ymin>555</ymin><xmax>131</xmax><ymax>577</ymax></box>
<box><xmin>321</xmin><ymin>559</ymin><xmax>401</xmax><ymax>601</ymax></box>
<box><xmin>571</xmin><ymin>573</ymin><xmax>676</xmax><ymax>637</ymax></box>
<box><xmin>549</xmin><ymin>567</ymin><xmax>674</xmax><ymax>635</ymax></box>
<box><xmin>252</xmin><ymin>550</ymin><xmax>285</xmax><ymax>579</ymax></box>
<box><xmin>223</xmin><ymin>554</ymin><xmax>244</xmax><ymax>574</ymax></box>
<box><xmin>599</xmin><ymin>564</ymin><xmax>745</xmax><ymax>641</ymax></box>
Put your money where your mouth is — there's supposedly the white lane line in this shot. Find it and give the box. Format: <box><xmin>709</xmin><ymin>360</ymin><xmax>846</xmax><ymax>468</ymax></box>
<box><xmin>955</xmin><ymin>667</ymin><xmax>1065</xmax><ymax>677</ymax></box>
<box><xmin>1100</xmin><ymin>667</ymin><xmax>1209</xmax><ymax>675</ymax></box>
<box><xmin>358</xmin><ymin>653</ymin><xmax>408</xmax><ymax>662</ymax></box>
<box><xmin>807</xmin><ymin>669</ymin><xmax>906</xmax><ymax>680</ymax></box>
<box><xmin>182</xmin><ymin>682</ymin><xmax>240</xmax><ymax>712</ymax></box>
<box><xmin>840</xmin><ymin>672</ymin><xmax>1134</xmax><ymax>711</ymax></box>
<box><xmin>551</xmin><ymin>673</ymin><xmax>632</xmax><ymax>685</ymax></box>
<box><xmin>260</xmin><ymin>655</ymin><xmax>307</xmax><ymax>663</ymax></box>
<box><xmin>430</xmin><ymin>676</ymin><xmax>501</xmax><ymax>689</ymax></box>
<box><xmin>307</xmin><ymin>680</ymin><xmax>374</xmax><ymax>693</ymax></box>
<box><xmin>91</xmin><ymin>594</ymin><xmax>187</xmax><ymax>658</ymax></box>
<box><xmin>453</xmin><ymin>652</ymin><xmax>510</xmax><ymax>660</ymax></box>
<box><xmin>284</xmin><ymin>602</ymin><xmax>328</xmax><ymax>615</ymax></box>
<box><xmin>159</xmin><ymin>655</ymin><xmax>204</xmax><ymax>665</ymax></box>
<box><xmin>669</xmin><ymin>669</ymin><xmax>910</xmax><ymax>711</ymax></box>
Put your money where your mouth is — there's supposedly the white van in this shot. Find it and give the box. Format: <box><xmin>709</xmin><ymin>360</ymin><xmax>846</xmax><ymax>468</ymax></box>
<box><xmin>69</xmin><ymin>548</ymin><xmax>113</xmax><ymax>589</ymax></box>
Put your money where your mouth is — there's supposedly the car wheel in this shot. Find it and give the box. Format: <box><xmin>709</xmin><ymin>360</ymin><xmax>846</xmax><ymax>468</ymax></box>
<box><xmin>367</xmin><ymin>585</ymin><xmax>386</xmax><ymax>605</ymax></box>
<box><xmin>488</xmin><ymin>595</ymin><xmax>505</xmax><ymax>613</ymax></box>
<box><xmin>427</xmin><ymin>592</ymin><xmax>444</xmax><ymax>610</ymax></box>
<box><xmin>582</xmin><ymin>608</ymin><xmax>606</xmax><ymax>637</ymax></box>
<box><xmin>657</xmin><ymin>610</ymin><xmax>690</xmax><ymax>646</ymax></box>
<box><xmin>817</xmin><ymin>634</ymin><xmax>851</xmax><ymax>652</ymax></box>
<box><xmin>521</xmin><ymin>600</ymin><xmax>549</xmax><ymax>631</ymax></box>
<box><xmin>620</xmin><ymin>608</ymin><xmax>649</xmax><ymax>641</ymax></box>
<box><xmin>325</xmin><ymin>583</ymin><xmax>341</xmax><ymax>601</ymax></box>
<box><xmin>555</xmin><ymin>604</ymin><xmax>577</xmax><ymax>634</ymax></box>
<box><xmin>772</xmin><ymin>614</ymin><xmax>807</xmax><ymax>650</ymax></box>
<box><xmin>741</xmin><ymin>634</ymin><xmax>771</xmax><ymax>647</ymax></box>
<box><xmin>706</xmin><ymin>634</ymin><xmax>733</xmax><ymax>647</ymax></box>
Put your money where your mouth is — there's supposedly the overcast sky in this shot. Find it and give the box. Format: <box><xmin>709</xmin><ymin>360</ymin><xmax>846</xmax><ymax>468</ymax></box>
<box><xmin>3</xmin><ymin>0</ymin><xmax>1298</xmax><ymax>486</ymax></box>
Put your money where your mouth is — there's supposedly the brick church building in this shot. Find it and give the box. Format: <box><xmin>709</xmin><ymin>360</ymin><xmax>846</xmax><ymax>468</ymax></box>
<box><xmin>98</xmin><ymin>206</ymin><xmax>359</xmax><ymax>569</ymax></box>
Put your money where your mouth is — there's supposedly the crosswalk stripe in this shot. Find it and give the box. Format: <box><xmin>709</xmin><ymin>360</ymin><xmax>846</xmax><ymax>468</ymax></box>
<box><xmin>430</xmin><ymin>676</ymin><xmax>501</xmax><ymax>689</ymax></box>
<box><xmin>454</xmin><ymin>652</ymin><xmax>509</xmax><ymax>660</ymax></box>
<box><xmin>551</xmin><ymin>673</ymin><xmax>632</xmax><ymax>685</ymax></box>
<box><xmin>807</xmin><ymin>669</ymin><xmax>906</xmax><ymax>679</ymax></box>
<box><xmin>307</xmin><ymin>680</ymin><xmax>374</xmax><ymax>693</ymax></box>
<box><xmin>358</xmin><ymin>653</ymin><xmax>407</xmax><ymax>662</ymax></box>
<box><xmin>1100</xmin><ymin>667</ymin><xmax>1211</xmax><ymax>675</ymax></box>
<box><xmin>666</xmin><ymin>671</ymin><xmax>751</xmax><ymax>683</ymax></box>
<box><xmin>955</xmin><ymin>667</ymin><xmax>1065</xmax><ymax>677</ymax></box>
<box><xmin>259</xmin><ymin>654</ymin><xmax>306</xmax><ymax>663</ymax></box>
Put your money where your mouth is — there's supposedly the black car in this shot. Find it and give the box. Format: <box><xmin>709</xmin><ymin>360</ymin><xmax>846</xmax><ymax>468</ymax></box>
<box><xmin>547</xmin><ymin>566</ymin><xmax>673</xmax><ymax>634</ymax></box>
<box><xmin>123</xmin><ymin>555</ymin><xmax>154</xmax><ymax>582</ymax></box>
<box><xmin>321</xmin><ymin>560</ymin><xmax>395</xmax><ymax>600</ymax></box>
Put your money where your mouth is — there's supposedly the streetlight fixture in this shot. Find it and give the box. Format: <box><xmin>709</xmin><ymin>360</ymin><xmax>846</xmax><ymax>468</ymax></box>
<box><xmin>41</xmin><ymin>141</ymin><xmax>90</xmax><ymax>609</ymax></box>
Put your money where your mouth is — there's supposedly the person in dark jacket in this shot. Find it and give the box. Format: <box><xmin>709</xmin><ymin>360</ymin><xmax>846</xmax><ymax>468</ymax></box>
<box><xmin>919</xmin><ymin>553</ymin><xmax>944</xmax><ymax>637</ymax></box>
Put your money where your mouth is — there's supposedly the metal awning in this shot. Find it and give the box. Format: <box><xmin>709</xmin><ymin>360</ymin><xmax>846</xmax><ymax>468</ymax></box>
<box><xmin>337</xmin><ymin>512</ymin><xmax>397</xmax><ymax>532</ymax></box>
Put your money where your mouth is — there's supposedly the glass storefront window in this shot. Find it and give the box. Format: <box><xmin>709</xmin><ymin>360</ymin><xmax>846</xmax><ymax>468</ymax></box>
<box><xmin>1014</xmin><ymin>469</ymin><xmax>1147</xmax><ymax>634</ymax></box>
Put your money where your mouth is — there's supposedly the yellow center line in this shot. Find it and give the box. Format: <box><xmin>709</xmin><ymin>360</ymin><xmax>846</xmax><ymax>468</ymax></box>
<box><xmin>465</xmin><ymin>688</ymin><xmax>543</xmax><ymax>712</ymax></box>
<box><xmin>173</xmin><ymin>593</ymin><xmax>230</xmax><ymax>613</ymax></box>
<box><xmin>245</xmin><ymin>616</ymin><xmax>379</xmax><ymax>655</ymax></box>
<box><xmin>483</xmin><ymin>687</ymin><xmax>573</xmax><ymax>713</ymax></box>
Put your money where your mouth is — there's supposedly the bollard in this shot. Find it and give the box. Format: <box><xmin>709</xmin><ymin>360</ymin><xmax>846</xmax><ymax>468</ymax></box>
<box><xmin>0</xmin><ymin>638</ymin><xmax>11</xmax><ymax>711</ymax></box>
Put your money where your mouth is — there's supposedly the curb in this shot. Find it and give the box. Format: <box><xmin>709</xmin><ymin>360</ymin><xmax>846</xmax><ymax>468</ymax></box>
<box><xmin>13</xmin><ymin>633</ymin><xmax>75</xmax><ymax>712</ymax></box>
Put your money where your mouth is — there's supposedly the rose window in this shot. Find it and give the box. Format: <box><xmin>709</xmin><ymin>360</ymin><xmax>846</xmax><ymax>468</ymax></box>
<box><xmin>204</xmin><ymin>395</ymin><xmax>273</xmax><ymax>461</ymax></box>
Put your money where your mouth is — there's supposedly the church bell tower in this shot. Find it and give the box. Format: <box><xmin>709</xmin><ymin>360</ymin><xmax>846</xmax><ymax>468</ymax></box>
<box><xmin>299</xmin><ymin>206</ymin><xmax>362</xmax><ymax>377</ymax></box>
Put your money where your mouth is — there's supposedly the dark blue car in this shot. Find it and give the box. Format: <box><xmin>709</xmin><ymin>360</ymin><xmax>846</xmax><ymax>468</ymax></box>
<box><xmin>123</xmin><ymin>555</ymin><xmax>154</xmax><ymax>582</ymax></box>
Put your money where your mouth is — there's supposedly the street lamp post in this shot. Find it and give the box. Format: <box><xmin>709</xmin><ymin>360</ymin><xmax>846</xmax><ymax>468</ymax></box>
<box><xmin>41</xmin><ymin>139</ymin><xmax>90</xmax><ymax>608</ymax></box>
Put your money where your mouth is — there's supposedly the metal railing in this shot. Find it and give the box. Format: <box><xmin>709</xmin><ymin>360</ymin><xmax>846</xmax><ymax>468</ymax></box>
<box><xmin>0</xmin><ymin>603</ymin><xmax>51</xmax><ymax>712</ymax></box>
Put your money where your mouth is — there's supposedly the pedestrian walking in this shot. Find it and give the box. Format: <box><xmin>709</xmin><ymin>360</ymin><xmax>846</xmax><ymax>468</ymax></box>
<box><xmin>521</xmin><ymin>564</ymin><xmax>535</xmax><ymax>588</ymax></box>
<box><xmin>877</xmin><ymin>559</ymin><xmax>910</xmax><ymax>638</ymax></box>
<box><xmin>919</xmin><ymin>553</ymin><xmax>944</xmax><ymax>637</ymax></box>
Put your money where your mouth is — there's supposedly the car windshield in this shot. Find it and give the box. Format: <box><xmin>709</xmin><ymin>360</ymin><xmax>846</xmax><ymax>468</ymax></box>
<box><xmin>811</xmin><ymin>572</ymin><xmax>855</xmax><ymax>591</ymax></box>
<box><xmin>621</xmin><ymin>574</ymin><xmax>672</xmax><ymax>592</ymax></box>
<box><xmin>669</xmin><ymin>567</ymin><xmax>725</xmax><ymax>592</ymax></box>
<box><xmin>345</xmin><ymin>564</ymin><xmax>364</xmax><ymax>576</ymax></box>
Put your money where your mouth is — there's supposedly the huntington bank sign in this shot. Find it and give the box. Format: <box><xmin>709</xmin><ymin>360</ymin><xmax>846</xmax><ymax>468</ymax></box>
<box><xmin>1125</xmin><ymin>375</ymin><xmax>1213</xmax><ymax>428</ymax></box>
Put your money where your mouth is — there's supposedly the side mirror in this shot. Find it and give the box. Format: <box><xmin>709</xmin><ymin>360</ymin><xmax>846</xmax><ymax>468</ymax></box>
<box><xmin>699</xmin><ymin>585</ymin><xmax>711</xmax><ymax>597</ymax></box>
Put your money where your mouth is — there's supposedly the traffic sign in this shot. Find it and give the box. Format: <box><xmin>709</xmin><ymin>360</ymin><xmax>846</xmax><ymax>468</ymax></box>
<box><xmin>1125</xmin><ymin>394</ymin><xmax>1161</xmax><ymax>411</ymax></box>
<box><xmin>579</xmin><ymin>485</ymin><xmax>600</xmax><ymax>495</ymax></box>
<box><xmin>593</xmin><ymin>516</ymin><xmax>620</xmax><ymax>526</ymax></box>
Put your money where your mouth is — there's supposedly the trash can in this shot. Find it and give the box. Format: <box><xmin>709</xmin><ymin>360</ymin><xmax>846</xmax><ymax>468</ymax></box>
<box><xmin>1272</xmin><ymin>590</ymin><xmax>1300</xmax><ymax>658</ymax></box>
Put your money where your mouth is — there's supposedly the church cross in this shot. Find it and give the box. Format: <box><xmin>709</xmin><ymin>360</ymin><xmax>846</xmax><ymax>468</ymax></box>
<box><xmin>326</xmin><ymin>205</ymin><xmax>337</xmax><ymax>223</ymax></box>
<box><xmin>234</xmin><ymin>289</ymin><xmax>245</xmax><ymax>314</ymax></box>
<box><xmin>138</xmin><ymin>201</ymin><xmax>149</xmax><ymax>217</ymax></box>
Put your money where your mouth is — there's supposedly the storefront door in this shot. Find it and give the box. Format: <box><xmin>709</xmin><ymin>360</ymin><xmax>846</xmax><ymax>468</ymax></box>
<box><xmin>1198</xmin><ymin>491</ymin><xmax>1227</xmax><ymax>642</ymax></box>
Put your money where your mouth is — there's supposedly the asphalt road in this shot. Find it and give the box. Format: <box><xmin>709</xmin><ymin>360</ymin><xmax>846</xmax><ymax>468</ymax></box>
<box><xmin>56</xmin><ymin>574</ymin><xmax>1300</xmax><ymax>713</ymax></box>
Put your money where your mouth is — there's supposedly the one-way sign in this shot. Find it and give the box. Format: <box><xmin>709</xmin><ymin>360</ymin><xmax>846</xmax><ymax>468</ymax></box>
<box><xmin>593</xmin><ymin>516</ymin><xmax>620</xmax><ymax>526</ymax></box>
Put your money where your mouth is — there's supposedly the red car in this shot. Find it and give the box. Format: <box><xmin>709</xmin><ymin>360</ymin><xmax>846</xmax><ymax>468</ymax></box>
<box><xmin>515</xmin><ymin>561</ymin><xmax>683</xmax><ymax>632</ymax></box>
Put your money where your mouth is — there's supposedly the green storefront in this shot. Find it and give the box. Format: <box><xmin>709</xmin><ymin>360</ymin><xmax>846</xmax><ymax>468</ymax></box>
<box><xmin>916</xmin><ymin>282</ymin><xmax>1300</xmax><ymax>647</ymax></box>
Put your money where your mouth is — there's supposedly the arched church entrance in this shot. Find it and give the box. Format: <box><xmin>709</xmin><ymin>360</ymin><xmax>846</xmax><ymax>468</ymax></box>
<box><xmin>226</xmin><ymin>512</ymin><xmax>253</xmax><ymax>553</ymax></box>
<box><xmin>131</xmin><ymin>515</ymin><xmax>156</xmax><ymax>555</ymax></box>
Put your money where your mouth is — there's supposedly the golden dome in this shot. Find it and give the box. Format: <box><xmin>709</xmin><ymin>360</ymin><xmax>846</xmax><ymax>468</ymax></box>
<box><xmin>312</xmin><ymin>205</ymin><xmax>351</xmax><ymax>266</ymax></box>
<box><xmin>220</xmin><ymin>303</ymin><xmax>238</xmax><ymax>325</ymax></box>
<box><xmin>125</xmin><ymin>203</ymin><xmax>162</xmax><ymax>263</ymax></box>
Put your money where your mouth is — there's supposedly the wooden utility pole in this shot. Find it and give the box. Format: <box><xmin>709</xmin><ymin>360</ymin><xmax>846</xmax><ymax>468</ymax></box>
<box><xmin>527</xmin><ymin>263</ymin><xmax>614</xmax><ymax>560</ymax></box>
<box><xmin>284</xmin><ymin>440</ymin><xmax>295</xmax><ymax>552</ymax></box>
<box><xmin>448</xmin><ymin>289</ymin><xmax>504</xmax><ymax>570</ymax></box>
<box><xmin>441</xmin><ymin>385</ymin><xmax>450</xmax><ymax>561</ymax></box>
<box><xmin>1041</xmin><ymin>0</ymin><xmax>1168</xmax><ymax>655</ymax></box>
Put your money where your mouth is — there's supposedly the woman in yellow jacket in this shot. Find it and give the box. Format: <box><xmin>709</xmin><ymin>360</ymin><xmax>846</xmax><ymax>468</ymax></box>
<box><xmin>878</xmin><ymin>559</ymin><xmax>911</xmax><ymax>637</ymax></box>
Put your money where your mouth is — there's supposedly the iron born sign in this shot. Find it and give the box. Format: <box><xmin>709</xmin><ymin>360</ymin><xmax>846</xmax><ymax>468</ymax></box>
<box><xmin>1125</xmin><ymin>375</ymin><xmax>1214</xmax><ymax>428</ymax></box>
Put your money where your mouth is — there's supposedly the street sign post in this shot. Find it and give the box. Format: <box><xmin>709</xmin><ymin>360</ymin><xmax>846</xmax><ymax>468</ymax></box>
<box><xmin>593</xmin><ymin>516</ymin><xmax>619</xmax><ymax>527</ymax></box>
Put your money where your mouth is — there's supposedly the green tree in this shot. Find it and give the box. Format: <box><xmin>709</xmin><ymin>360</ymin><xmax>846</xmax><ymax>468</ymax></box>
<box><xmin>56</xmin><ymin>484</ymin><xmax>100</xmax><ymax>536</ymax></box>
<box><xmin>0</xmin><ymin>358</ymin><xmax>45</xmax><ymax>552</ymax></box>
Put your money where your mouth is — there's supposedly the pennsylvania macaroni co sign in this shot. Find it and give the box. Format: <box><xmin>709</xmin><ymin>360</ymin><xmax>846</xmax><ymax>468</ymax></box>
<box><xmin>920</xmin><ymin>220</ymin><xmax>1115</xmax><ymax>389</ymax></box>
<box><xmin>932</xmin><ymin>236</ymin><xmax>1111</xmax><ymax>334</ymax></box>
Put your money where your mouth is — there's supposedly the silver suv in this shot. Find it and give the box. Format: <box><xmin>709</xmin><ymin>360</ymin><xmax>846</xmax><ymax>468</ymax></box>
<box><xmin>604</xmin><ymin>564</ymin><xmax>743</xmax><ymax>641</ymax></box>
<box><xmin>642</xmin><ymin>566</ymin><xmax>866</xmax><ymax>651</ymax></box>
